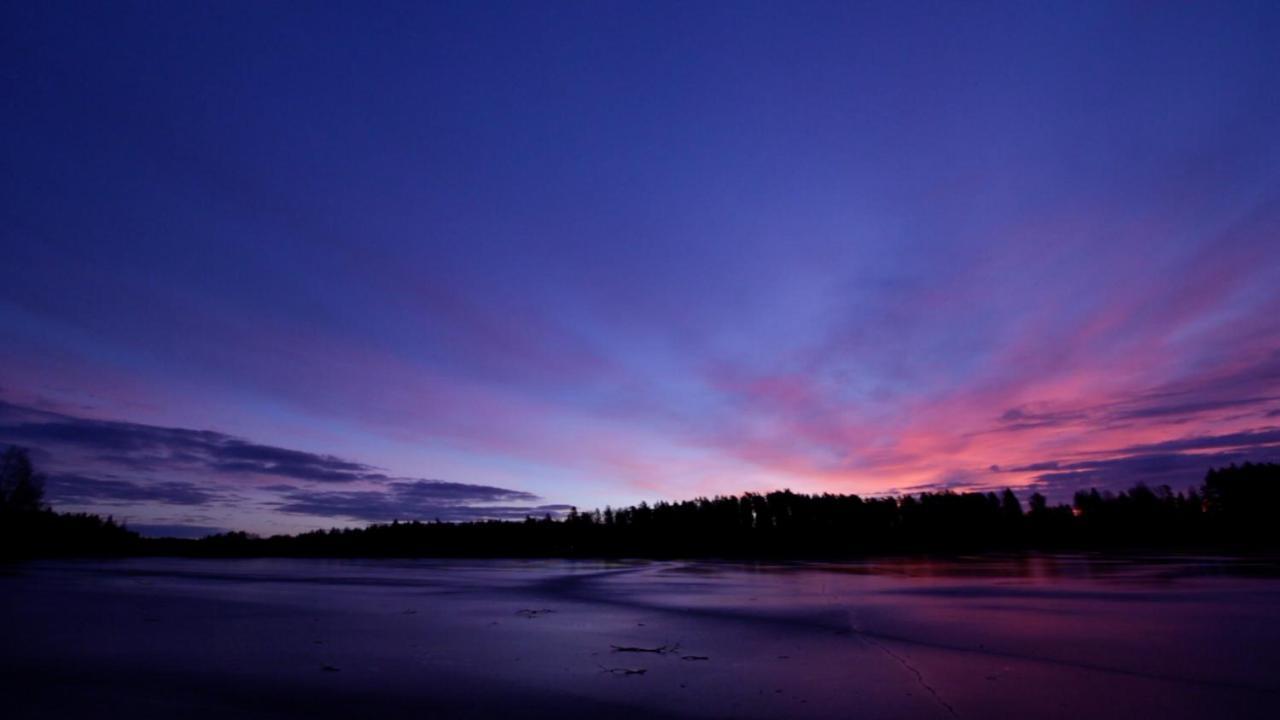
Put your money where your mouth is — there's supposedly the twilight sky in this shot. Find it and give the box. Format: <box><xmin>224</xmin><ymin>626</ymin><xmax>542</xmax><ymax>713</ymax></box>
<box><xmin>2</xmin><ymin>2</ymin><xmax>1279</xmax><ymax>537</ymax></box>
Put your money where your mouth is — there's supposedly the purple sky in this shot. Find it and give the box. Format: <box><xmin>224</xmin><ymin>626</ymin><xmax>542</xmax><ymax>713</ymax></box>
<box><xmin>3</xmin><ymin>2</ymin><xmax>1279</xmax><ymax>537</ymax></box>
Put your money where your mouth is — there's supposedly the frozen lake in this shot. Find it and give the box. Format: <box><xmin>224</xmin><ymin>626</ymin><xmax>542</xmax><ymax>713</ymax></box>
<box><xmin>2</xmin><ymin>556</ymin><xmax>1279</xmax><ymax>719</ymax></box>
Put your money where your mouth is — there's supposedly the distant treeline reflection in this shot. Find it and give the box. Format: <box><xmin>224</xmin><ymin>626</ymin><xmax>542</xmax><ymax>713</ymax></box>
<box><xmin>2</xmin><ymin>447</ymin><xmax>1278</xmax><ymax>558</ymax></box>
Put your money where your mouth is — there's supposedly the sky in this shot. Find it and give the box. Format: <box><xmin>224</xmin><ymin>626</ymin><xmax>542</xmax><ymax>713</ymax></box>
<box><xmin>2</xmin><ymin>2</ymin><xmax>1279</xmax><ymax>537</ymax></box>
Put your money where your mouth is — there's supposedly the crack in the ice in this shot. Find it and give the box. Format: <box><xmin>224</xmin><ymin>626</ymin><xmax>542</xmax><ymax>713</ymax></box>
<box><xmin>856</xmin><ymin>630</ymin><xmax>959</xmax><ymax>718</ymax></box>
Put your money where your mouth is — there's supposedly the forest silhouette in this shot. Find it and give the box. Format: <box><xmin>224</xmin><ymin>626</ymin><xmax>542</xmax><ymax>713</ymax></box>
<box><xmin>2</xmin><ymin>447</ymin><xmax>1278</xmax><ymax>559</ymax></box>
<box><xmin>0</xmin><ymin>447</ymin><xmax>136</xmax><ymax>557</ymax></box>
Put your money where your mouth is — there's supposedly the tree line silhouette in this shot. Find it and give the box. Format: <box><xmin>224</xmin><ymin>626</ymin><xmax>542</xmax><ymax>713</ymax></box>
<box><xmin>2</xmin><ymin>446</ymin><xmax>1277</xmax><ymax>559</ymax></box>
<box><xmin>0</xmin><ymin>447</ymin><xmax>137</xmax><ymax>558</ymax></box>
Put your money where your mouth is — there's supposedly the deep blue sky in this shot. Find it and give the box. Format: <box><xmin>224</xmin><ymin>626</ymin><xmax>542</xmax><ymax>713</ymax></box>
<box><xmin>3</xmin><ymin>2</ymin><xmax>1279</xmax><ymax>536</ymax></box>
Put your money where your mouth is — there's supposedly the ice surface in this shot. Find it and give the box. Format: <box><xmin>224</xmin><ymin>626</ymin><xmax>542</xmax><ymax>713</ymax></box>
<box><xmin>2</xmin><ymin>555</ymin><xmax>1278</xmax><ymax>718</ymax></box>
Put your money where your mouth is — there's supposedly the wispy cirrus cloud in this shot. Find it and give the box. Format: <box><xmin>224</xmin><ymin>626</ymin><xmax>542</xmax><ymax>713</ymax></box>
<box><xmin>1104</xmin><ymin>428</ymin><xmax>1280</xmax><ymax>456</ymax></box>
<box><xmin>1012</xmin><ymin>448</ymin><xmax>1280</xmax><ymax>496</ymax></box>
<box><xmin>988</xmin><ymin>353</ymin><xmax>1280</xmax><ymax>436</ymax></box>
<box><xmin>983</xmin><ymin>420</ymin><xmax>1280</xmax><ymax>497</ymax></box>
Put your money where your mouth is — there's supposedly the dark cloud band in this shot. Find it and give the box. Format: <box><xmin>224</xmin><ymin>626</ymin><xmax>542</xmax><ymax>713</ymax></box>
<box><xmin>0</xmin><ymin>400</ymin><xmax>552</xmax><ymax>525</ymax></box>
<box><xmin>0</xmin><ymin>401</ymin><xmax>388</xmax><ymax>483</ymax></box>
